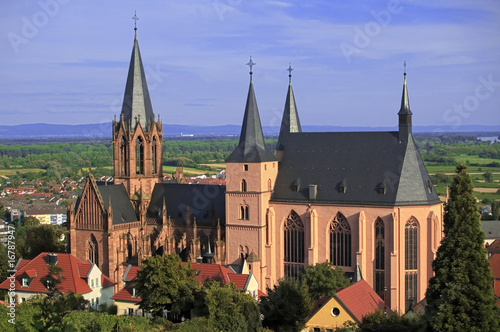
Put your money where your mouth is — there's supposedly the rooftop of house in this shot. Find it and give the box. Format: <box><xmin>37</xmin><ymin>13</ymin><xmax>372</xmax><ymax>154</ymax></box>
<box><xmin>0</xmin><ymin>252</ymin><xmax>115</xmax><ymax>295</ymax></box>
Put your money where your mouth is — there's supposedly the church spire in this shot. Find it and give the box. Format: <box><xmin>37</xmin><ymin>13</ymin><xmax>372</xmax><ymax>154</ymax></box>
<box><xmin>398</xmin><ymin>61</ymin><xmax>412</xmax><ymax>139</ymax></box>
<box><xmin>226</xmin><ymin>57</ymin><xmax>276</xmax><ymax>163</ymax></box>
<box><xmin>276</xmin><ymin>63</ymin><xmax>302</xmax><ymax>151</ymax></box>
<box><xmin>120</xmin><ymin>12</ymin><xmax>155</xmax><ymax>130</ymax></box>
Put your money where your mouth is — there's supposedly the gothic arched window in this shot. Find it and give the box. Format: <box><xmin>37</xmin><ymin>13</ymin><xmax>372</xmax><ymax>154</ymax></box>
<box><xmin>284</xmin><ymin>210</ymin><xmax>305</xmax><ymax>279</ymax></box>
<box><xmin>405</xmin><ymin>217</ymin><xmax>418</xmax><ymax>312</ymax></box>
<box><xmin>239</xmin><ymin>204</ymin><xmax>249</xmax><ymax>220</ymax></box>
<box><xmin>152</xmin><ymin>136</ymin><xmax>157</xmax><ymax>175</ymax></box>
<box><xmin>241</xmin><ymin>179</ymin><xmax>247</xmax><ymax>192</ymax></box>
<box><xmin>127</xmin><ymin>233</ymin><xmax>134</xmax><ymax>261</ymax></box>
<box><xmin>375</xmin><ymin>218</ymin><xmax>385</xmax><ymax>297</ymax></box>
<box><xmin>120</xmin><ymin>137</ymin><xmax>128</xmax><ymax>176</ymax></box>
<box><xmin>330</xmin><ymin>212</ymin><xmax>351</xmax><ymax>267</ymax></box>
<box><xmin>87</xmin><ymin>234</ymin><xmax>98</xmax><ymax>267</ymax></box>
<box><xmin>136</xmin><ymin>136</ymin><xmax>144</xmax><ymax>174</ymax></box>
<box><xmin>268</xmin><ymin>179</ymin><xmax>272</xmax><ymax>191</ymax></box>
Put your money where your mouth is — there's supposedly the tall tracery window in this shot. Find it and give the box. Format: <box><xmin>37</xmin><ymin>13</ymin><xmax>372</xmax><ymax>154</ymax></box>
<box><xmin>330</xmin><ymin>213</ymin><xmax>351</xmax><ymax>267</ymax></box>
<box><xmin>284</xmin><ymin>210</ymin><xmax>305</xmax><ymax>279</ymax></box>
<box><xmin>152</xmin><ymin>136</ymin><xmax>157</xmax><ymax>174</ymax></box>
<box><xmin>120</xmin><ymin>137</ymin><xmax>128</xmax><ymax>176</ymax></box>
<box><xmin>241</xmin><ymin>179</ymin><xmax>247</xmax><ymax>192</ymax></box>
<box><xmin>405</xmin><ymin>217</ymin><xmax>418</xmax><ymax>312</ymax></box>
<box><xmin>127</xmin><ymin>233</ymin><xmax>134</xmax><ymax>261</ymax></box>
<box><xmin>136</xmin><ymin>136</ymin><xmax>144</xmax><ymax>174</ymax></box>
<box><xmin>87</xmin><ymin>234</ymin><xmax>99</xmax><ymax>267</ymax></box>
<box><xmin>375</xmin><ymin>218</ymin><xmax>385</xmax><ymax>298</ymax></box>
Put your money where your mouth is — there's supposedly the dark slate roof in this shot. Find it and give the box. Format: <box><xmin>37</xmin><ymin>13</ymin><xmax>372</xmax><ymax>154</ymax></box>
<box><xmin>398</xmin><ymin>74</ymin><xmax>412</xmax><ymax>116</ymax></box>
<box><xmin>120</xmin><ymin>36</ymin><xmax>155</xmax><ymax>130</ymax></box>
<box><xmin>271</xmin><ymin>132</ymin><xmax>440</xmax><ymax>206</ymax></box>
<box><xmin>276</xmin><ymin>83</ymin><xmax>302</xmax><ymax>151</ymax></box>
<box><xmin>481</xmin><ymin>220</ymin><xmax>500</xmax><ymax>239</ymax></box>
<box><xmin>97</xmin><ymin>184</ymin><xmax>138</xmax><ymax>225</ymax></box>
<box><xmin>147</xmin><ymin>183</ymin><xmax>226</xmax><ymax>225</ymax></box>
<box><xmin>226</xmin><ymin>82</ymin><xmax>276</xmax><ymax>163</ymax></box>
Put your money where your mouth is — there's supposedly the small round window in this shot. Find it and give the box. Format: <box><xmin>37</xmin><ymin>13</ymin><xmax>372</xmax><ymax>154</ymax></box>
<box><xmin>331</xmin><ymin>307</ymin><xmax>340</xmax><ymax>317</ymax></box>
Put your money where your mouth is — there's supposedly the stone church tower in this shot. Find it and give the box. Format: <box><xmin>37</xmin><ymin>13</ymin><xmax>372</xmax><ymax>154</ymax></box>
<box><xmin>112</xmin><ymin>28</ymin><xmax>163</xmax><ymax>202</ymax></box>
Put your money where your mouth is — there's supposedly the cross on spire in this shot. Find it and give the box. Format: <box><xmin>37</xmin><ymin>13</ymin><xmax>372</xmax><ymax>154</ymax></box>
<box><xmin>403</xmin><ymin>60</ymin><xmax>407</xmax><ymax>76</ymax></box>
<box><xmin>246</xmin><ymin>56</ymin><xmax>256</xmax><ymax>81</ymax></box>
<box><xmin>132</xmin><ymin>11</ymin><xmax>139</xmax><ymax>32</ymax></box>
<box><xmin>287</xmin><ymin>63</ymin><xmax>294</xmax><ymax>84</ymax></box>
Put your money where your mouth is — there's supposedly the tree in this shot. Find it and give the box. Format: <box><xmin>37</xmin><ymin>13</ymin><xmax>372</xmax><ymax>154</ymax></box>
<box><xmin>134</xmin><ymin>254</ymin><xmax>200</xmax><ymax>319</ymax></box>
<box><xmin>22</xmin><ymin>216</ymin><xmax>40</xmax><ymax>226</ymax></box>
<box><xmin>260</xmin><ymin>278</ymin><xmax>313</xmax><ymax>332</ymax></box>
<box><xmin>15</xmin><ymin>224</ymin><xmax>66</xmax><ymax>259</ymax></box>
<box><xmin>426</xmin><ymin>163</ymin><xmax>499</xmax><ymax>331</ymax></box>
<box><xmin>299</xmin><ymin>262</ymin><xmax>351</xmax><ymax>300</ymax></box>
<box><xmin>492</xmin><ymin>200</ymin><xmax>499</xmax><ymax>220</ymax></box>
<box><xmin>483</xmin><ymin>171</ymin><xmax>494</xmax><ymax>183</ymax></box>
<box><xmin>196</xmin><ymin>281</ymin><xmax>262</xmax><ymax>332</ymax></box>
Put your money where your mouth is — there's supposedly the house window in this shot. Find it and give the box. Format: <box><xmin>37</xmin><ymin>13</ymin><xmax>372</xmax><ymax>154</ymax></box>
<box><xmin>284</xmin><ymin>210</ymin><xmax>305</xmax><ymax>280</ymax></box>
<box><xmin>22</xmin><ymin>278</ymin><xmax>28</xmax><ymax>287</ymax></box>
<box><xmin>375</xmin><ymin>218</ymin><xmax>385</xmax><ymax>298</ymax></box>
<box><xmin>128</xmin><ymin>308</ymin><xmax>134</xmax><ymax>315</ymax></box>
<box><xmin>241</xmin><ymin>179</ymin><xmax>247</xmax><ymax>192</ymax></box>
<box><xmin>96</xmin><ymin>278</ymin><xmax>99</xmax><ymax>287</ymax></box>
<box><xmin>91</xmin><ymin>279</ymin><xmax>94</xmax><ymax>288</ymax></box>
<box><xmin>135</xmin><ymin>136</ymin><xmax>144</xmax><ymax>174</ymax></box>
<box><xmin>244</xmin><ymin>164</ymin><xmax>248</xmax><ymax>171</ymax></box>
<box><xmin>96</xmin><ymin>297</ymin><xmax>99</xmax><ymax>305</ymax></box>
<box><xmin>330</xmin><ymin>212</ymin><xmax>351</xmax><ymax>267</ymax></box>
<box><xmin>405</xmin><ymin>217</ymin><xmax>418</xmax><ymax>312</ymax></box>
<box><xmin>314</xmin><ymin>328</ymin><xmax>320</xmax><ymax>332</ymax></box>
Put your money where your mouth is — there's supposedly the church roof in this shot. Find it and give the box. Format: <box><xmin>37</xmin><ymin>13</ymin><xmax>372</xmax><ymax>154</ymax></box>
<box><xmin>120</xmin><ymin>35</ymin><xmax>155</xmax><ymax>130</ymax></box>
<box><xmin>147</xmin><ymin>183</ymin><xmax>226</xmax><ymax>224</ymax></box>
<box><xmin>276</xmin><ymin>68</ymin><xmax>301</xmax><ymax>151</ymax></box>
<box><xmin>97</xmin><ymin>184</ymin><xmax>138</xmax><ymax>225</ymax></box>
<box><xmin>226</xmin><ymin>70</ymin><xmax>276</xmax><ymax>163</ymax></box>
<box><xmin>272</xmin><ymin>132</ymin><xmax>440</xmax><ymax>206</ymax></box>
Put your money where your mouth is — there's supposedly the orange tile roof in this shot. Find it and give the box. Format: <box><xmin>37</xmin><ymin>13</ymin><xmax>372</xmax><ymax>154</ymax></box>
<box><xmin>0</xmin><ymin>253</ymin><xmax>112</xmax><ymax>295</ymax></box>
<box><xmin>123</xmin><ymin>266</ymin><xmax>140</xmax><ymax>282</ymax></box>
<box><xmin>489</xmin><ymin>254</ymin><xmax>500</xmax><ymax>279</ymax></box>
<box><xmin>102</xmin><ymin>274</ymin><xmax>116</xmax><ymax>288</ymax></box>
<box><xmin>192</xmin><ymin>263</ymin><xmax>232</xmax><ymax>285</ymax></box>
<box><xmin>111</xmin><ymin>283</ymin><xmax>141</xmax><ymax>303</ymax></box>
<box><xmin>227</xmin><ymin>273</ymin><xmax>250</xmax><ymax>290</ymax></box>
<box><xmin>24</xmin><ymin>269</ymin><xmax>37</xmax><ymax>278</ymax></box>
<box><xmin>335</xmin><ymin>280</ymin><xmax>385</xmax><ymax>322</ymax></box>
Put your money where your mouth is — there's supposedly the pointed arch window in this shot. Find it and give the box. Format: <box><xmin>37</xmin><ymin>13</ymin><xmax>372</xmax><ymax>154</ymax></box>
<box><xmin>375</xmin><ymin>218</ymin><xmax>385</xmax><ymax>297</ymax></box>
<box><xmin>136</xmin><ymin>136</ymin><xmax>144</xmax><ymax>174</ymax></box>
<box><xmin>127</xmin><ymin>233</ymin><xmax>134</xmax><ymax>262</ymax></box>
<box><xmin>284</xmin><ymin>210</ymin><xmax>305</xmax><ymax>279</ymax></box>
<box><xmin>87</xmin><ymin>234</ymin><xmax>99</xmax><ymax>267</ymax></box>
<box><xmin>152</xmin><ymin>136</ymin><xmax>157</xmax><ymax>175</ymax></box>
<box><xmin>330</xmin><ymin>212</ymin><xmax>351</xmax><ymax>267</ymax></box>
<box><xmin>120</xmin><ymin>137</ymin><xmax>128</xmax><ymax>176</ymax></box>
<box><xmin>241</xmin><ymin>179</ymin><xmax>247</xmax><ymax>192</ymax></box>
<box><xmin>268</xmin><ymin>179</ymin><xmax>272</xmax><ymax>191</ymax></box>
<box><xmin>405</xmin><ymin>217</ymin><xmax>418</xmax><ymax>312</ymax></box>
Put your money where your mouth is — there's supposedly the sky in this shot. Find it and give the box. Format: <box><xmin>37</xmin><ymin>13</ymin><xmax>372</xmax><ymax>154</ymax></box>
<box><xmin>1</xmin><ymin>0</ymin><xmax>499</xmax><ymax>131</ymax></box>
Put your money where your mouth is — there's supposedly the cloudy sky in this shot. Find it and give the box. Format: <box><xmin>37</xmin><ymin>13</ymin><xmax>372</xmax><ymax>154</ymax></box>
<box><xmin>1</xmin><ymin>0</ymin><xmax>499</xmax><ymax>130</ymax></box>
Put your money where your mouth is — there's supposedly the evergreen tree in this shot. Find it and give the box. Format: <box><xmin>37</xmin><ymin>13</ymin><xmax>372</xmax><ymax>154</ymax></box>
<box><xmin>426</xmin><ymin>163</ymin><xmax>499</xmax><ymax>331</ymax></box>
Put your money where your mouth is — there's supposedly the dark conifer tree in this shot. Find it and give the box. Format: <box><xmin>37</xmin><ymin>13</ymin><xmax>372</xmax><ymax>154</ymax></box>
<box><xmin>426</xmin><ymin>163</ymin><xmax>499</xmax><ymax>331</ymax></box>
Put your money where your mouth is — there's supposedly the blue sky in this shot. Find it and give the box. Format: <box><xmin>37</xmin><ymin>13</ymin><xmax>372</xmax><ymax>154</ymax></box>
<box><xmin>1</xmin><ymin>0</ymin><xmax>499</xmax><ymax>130</ymax></box>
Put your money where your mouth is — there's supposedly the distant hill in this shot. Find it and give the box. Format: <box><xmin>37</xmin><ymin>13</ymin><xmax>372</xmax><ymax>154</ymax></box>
<box><xmin>0</xmin><ymin>123</ymin><xmax>499</xmax><ymax>139</ymax></box>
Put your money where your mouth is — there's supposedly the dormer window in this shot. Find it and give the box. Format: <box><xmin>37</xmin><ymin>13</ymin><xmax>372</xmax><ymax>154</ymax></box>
<box><xmin>132</xmin><ymin>287</ymin><xmax>136</xmax><ymax>298</ymax></box>
<box><xmin>338</xmin><ymin>178</ymin><xmax>347</xmax><ymax>193</ymax></box>
<box><xmin>378</xmin><ymin>180</ymin><xmax>387</xmax><ymax>195</ymax></box>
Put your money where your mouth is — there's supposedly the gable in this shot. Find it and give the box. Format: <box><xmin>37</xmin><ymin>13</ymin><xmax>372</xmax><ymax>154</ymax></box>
<box><xmin>74</xmin><ymin>174</ymin><xmax>107</xmax><ymax>229</ymax></box>
<box><xmin>306</xmin><ymin>296</ymin><xmax>357</xmax><ymax>329</ymax></box>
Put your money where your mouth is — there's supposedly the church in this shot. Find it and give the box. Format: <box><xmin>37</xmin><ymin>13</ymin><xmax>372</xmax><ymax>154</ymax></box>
<box><xmin>68</xmin><ymin>27</ymin><xmax>443</xmax><ymax>313</ymax></box>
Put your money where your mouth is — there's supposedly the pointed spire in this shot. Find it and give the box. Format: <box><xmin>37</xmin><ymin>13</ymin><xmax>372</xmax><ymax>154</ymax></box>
<box><xmin>226</xmin><ymin>57</ymin><xmax>276</xmax><ymax>163</ymax></box>
<box><xmin>132</xmin><ymin>11</ymin><xmax>139</xmax><ymax>40</ymax></box>
<box><xmin>276</xmin><ymin>63</ymin><xmax>302</xmax><ymax>151</ymax></box>
<box><xmin>354</xmin><ymin>257</ymin><xmax>362</xmax><ymax>282</ymax></box>
<box><xmin>398</xmin><ymin>61</ymin><xmax>412</xmax><ymax>139</ymax></box>
<box><xmin>120</xmin><ymin>16</ymin><xmax>155</xmax><ymax>130</ymax></box>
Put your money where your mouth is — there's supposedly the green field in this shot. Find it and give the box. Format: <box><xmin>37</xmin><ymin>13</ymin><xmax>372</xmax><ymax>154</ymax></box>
<box><xmin>0</xmin><ymin>168</ymin><xmax>44</xmax><ymax>176</ymax></box>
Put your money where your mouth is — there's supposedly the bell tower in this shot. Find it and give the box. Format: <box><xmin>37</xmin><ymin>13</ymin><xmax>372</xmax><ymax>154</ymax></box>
<box><xmin>112</xmin><ymin>16</ymin><xmax>163</xmax><ymax>199</ymax></box>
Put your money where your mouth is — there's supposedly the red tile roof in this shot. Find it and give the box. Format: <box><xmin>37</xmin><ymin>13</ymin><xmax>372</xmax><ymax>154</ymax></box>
<box><xmin>123</xmin><ymin>266</ymin><xmax>140</xmax><ymax>282</ymax></box>
<box><xmin>192</xmin><ymin>263</ymin><xmax>233</xmax><ymax>285</ymax></box>
<box><xmin>0</xmin><ymin>253</ymin><xmax>113</xmax><ymax>295</ymax></box>
<box><xmin>227</xmin><ymin>273</ymin><xmax>250</xmax><ymax>290</ymax></box>
<box><xmin>24</xmin><ymin>269</ymin><xmax>37</xmax><ymax>278</ymax></box>
<box><xmin>335</xmin><ymin>280</ymin><xmax>385</xmax><ymax>322</ymax></box>
<box><xmin>102</xmin><ymin>274</ymin><xmax>116</xmax><ymax>288</ymax></box>
<box><xmin>111</xmin><ymin>283</ymin><xmax>141</xmax><ymax>303</ymax></box>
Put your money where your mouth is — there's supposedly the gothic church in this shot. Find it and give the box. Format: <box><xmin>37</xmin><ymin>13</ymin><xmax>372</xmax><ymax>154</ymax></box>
<box><xmin>69</xmin><ymin>29</ymin><xmax>443</xmax><ymax>313</ymax></box>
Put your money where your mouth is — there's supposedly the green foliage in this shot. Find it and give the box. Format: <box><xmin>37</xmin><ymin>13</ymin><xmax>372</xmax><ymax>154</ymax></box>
<box><xmin>359</xmin><ymin>310</ymin><xmax>423</xmax><ymax>332</ymax></box>
<box><xmin>134</xmin><ymin>254</ymin><xmax>200</xmax><ymax>319</ymax></box>
<box><xmin>260</xmin><ymin>277</ymin><xmax>313</xmax><ymax>332</ymax></box>
<box><xmin>299</xmin><ymin>262</ymin><xmax>351</xmax><ymax>300</ymax></box>
<box><xmin>174</xmin><ymin>317</ymin><xmax>216</xmax><ymax>332</ymax></box>
<box><xmin>60</xmin><ymin>311</ymin><xmax>165</xmax><ymax>332</ymax></box>
<box><xmin>195</xmin><ymin>281</ymin><xmax>262</xmax><ymax>332</ymax></box>
<box><xmin>483</xmin><ymin>171</ymin><xmax>494</xmax><ymax>183</ymax></box>
<box><xmin>14</xmin><ymin>223</ymin><xmax>66</xmax><ymax>259</ymax></box>
<box><xmin>426</xmin><ymin>163</ymin><xmax>500</xmax><ymax>331</ymax></box>
<box><xmin>22</xmin><ymin>216</ymin><xmax>40</xmax><ymax>226</ymax></box>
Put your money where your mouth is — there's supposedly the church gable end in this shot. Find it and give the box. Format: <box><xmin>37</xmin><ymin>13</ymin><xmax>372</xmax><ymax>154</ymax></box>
<box><xmin>74</xmin><ymin>174</ymin><xmax>107</xmax><ymax>230</ymax></box>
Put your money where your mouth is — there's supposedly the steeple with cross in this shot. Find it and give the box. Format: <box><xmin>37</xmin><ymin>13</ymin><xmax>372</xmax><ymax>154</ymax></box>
<box><xmin>132</xmin><ymin>11</ymin><xmax>139</xmax><ymax>39</ymax></box>
<box><xmin>246</xmin><ymin>56</ymin><xmax>256</xmax><ymax>81</ymax></box>
<box><xmin>287</xmin><ymin>63</ymin><xmax>293</xmax><ymax>84</ymax></box>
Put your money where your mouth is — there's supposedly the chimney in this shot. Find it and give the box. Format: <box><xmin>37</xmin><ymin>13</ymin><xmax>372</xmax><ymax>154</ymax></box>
<box><xmin>309</xmin><ymin>184</ymin><xmax>317</xmax><ymax>201</ymax></box>
<box><xmin>47</xmin><ymin>253</ymin><xmax>58</xmax><ymax>265</ymax></box>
